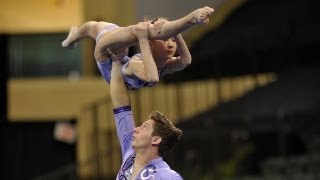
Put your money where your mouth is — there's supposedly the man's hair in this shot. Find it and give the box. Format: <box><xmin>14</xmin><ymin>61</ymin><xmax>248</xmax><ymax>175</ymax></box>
<box><xmin>149</xmin><ymin>110</ymin><xmax>182</xmax><ymax>156</ymax></box>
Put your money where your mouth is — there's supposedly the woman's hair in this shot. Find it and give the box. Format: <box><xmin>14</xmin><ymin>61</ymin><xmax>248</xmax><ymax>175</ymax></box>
<box><xmin>149</xmin><ymin>110</ymin><xmax>182</xmax><ymax>156</ymax></box>
<box><xmin>144</xmin><ymin>17</ymin><xmax>169</xmax><ymax>24</ymax></box>
<box><xmin>143</xmin><ymin>17</ymin><xmax>170</xmax><ymax>37</ymax></box>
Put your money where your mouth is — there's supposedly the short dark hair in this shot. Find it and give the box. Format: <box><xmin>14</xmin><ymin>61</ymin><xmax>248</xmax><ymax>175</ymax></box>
<box><xmin>149</xmin><ymin>110</ymin><xmax>182</xmax><ymax>156</ymax></box>
<box><xmin>144</xmin><ymin>17</ymin><xmax>169</xmax><ymax>24</ymax></box>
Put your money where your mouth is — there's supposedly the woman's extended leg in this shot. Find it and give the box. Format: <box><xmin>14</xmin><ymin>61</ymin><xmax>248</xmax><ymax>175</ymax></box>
<box><xmin>94</xmin><ymin>6</ymin><xmax>214</xmax><ymax>61</ymax></box>
<box><xmin>62</xmin><ymin>21</ymin><xmax>115</xmax><ymax>48</ymax></box>
<box><xmin>148</xmin><ymin>6</ymin><xmax>214</xmax><ymax>40</ymax></box>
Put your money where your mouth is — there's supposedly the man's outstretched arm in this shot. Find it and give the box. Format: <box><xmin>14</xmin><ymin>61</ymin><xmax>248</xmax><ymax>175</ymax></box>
<box><xmin>109</xmin><ymin>50</ymin><xmax>131</xmax><ymax>108</ymax></box>
<box><xmin>109</xmin><ymin>50</ymin><xmax>135</xmax><ymax>158</ymax></box>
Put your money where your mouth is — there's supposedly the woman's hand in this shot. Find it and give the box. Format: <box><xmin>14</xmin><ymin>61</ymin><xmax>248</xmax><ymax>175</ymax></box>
<box><xmin>133</xmin><ymin>22</ymin><xmax>149</xmax><ymax>39</ymax></box>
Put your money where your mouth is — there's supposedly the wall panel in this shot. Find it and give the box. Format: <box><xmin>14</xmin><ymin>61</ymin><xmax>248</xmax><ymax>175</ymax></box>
<box><xmin>0</xmin><ymin>0</ymin><xmax>83</xmax><ymax>34</ymax></box>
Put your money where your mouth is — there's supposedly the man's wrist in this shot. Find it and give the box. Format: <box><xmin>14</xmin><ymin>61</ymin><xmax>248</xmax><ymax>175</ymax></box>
<box><xmin>113</xmin><ymin>105</ymin><xmax>131</xmax><ymax>114</ymax></box>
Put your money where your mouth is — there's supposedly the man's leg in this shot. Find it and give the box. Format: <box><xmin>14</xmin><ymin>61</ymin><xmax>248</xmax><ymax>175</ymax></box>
<box><xmin>109</xmin><ymin>50</ymin><xmax>131</xmax><ymax>108</ymax></box>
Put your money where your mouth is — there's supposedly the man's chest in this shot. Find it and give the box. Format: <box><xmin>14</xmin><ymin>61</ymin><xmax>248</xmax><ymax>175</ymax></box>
<box><xmin>118</xmin><ymin>155</ymin><xmax>158</xmax><ymax>180</ymax></box>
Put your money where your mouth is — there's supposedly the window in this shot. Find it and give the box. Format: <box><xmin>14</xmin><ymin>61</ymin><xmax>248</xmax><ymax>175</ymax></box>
<box><xmin>9</xmin><ymin>34</ymin><xmax>82</xmax><ymax>77</ymax></box>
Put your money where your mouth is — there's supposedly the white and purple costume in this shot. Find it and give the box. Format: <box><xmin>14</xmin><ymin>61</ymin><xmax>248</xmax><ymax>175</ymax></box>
<box><xmin>113</xmin><ymin>106</ymin><xmax>183</xmax><ymax>180</ymax></box>
<box><xmin>95</xmin><ymin>24</ymin><xmax>166</xmax><ymax>90</ymax></box>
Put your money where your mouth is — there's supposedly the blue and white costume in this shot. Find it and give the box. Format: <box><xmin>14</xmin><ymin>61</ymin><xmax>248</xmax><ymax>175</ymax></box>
<box><xmin>113</xmin><ymin>106</ymin><xmax>183</xmax><ymax>180</ymax></box>
<box><xmin>95</xmin><ymin>24</ymin><xmax>166</xmax><ymax>90</ymax></box>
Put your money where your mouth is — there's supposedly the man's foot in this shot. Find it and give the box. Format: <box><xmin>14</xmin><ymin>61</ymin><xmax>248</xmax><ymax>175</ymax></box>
<box><xmin>190</xmin><ymin>6</ymin><xmax>214</xmax><ymax>25</ymax></box>
<box><xmin>62</xmin><ymin>26</ymin><xmax>78</xmax><ymax>49</ymax></box>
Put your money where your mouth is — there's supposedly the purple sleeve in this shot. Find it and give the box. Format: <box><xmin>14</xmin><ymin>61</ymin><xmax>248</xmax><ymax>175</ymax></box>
<box><xmin>155</xmin><ymin>169</ymin><xmax>183</xmax><ymax>180</ymax></box>
<box><xmin>113</xmin><ymin>106</ymin><xmax>135</xmax><ymax>158</ymax></box>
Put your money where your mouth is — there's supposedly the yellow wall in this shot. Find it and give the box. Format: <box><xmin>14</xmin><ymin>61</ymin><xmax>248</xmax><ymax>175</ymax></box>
<box><xmin>0</xmin><ymin>0</ymin><xmax>135</xmax><ymax>34</ymax></box>
<box><xmin>82</xmin><ymin>0</ymin><xmax>135</xmax><ymax>25</ymax></box>
<box><xmin>8</xmin><ymin>73</ymin><xmax>276</xmax><ymax>122</ymax></box>
<box><xmin>8</xmin><ymin>78</ymin><xmax>109</xmax><ymax>121</ymax></box>
<box><xmin>0</xmin><ymin>0</ymin><xmax>84</xmax><ymax>34</ymax></box>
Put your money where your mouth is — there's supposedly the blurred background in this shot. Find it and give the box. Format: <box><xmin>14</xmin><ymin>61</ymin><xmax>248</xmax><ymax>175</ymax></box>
<box><xmin>1</xmin><ymin>0</ymin><xmax>320</xmax><ymax>179</ymax></box>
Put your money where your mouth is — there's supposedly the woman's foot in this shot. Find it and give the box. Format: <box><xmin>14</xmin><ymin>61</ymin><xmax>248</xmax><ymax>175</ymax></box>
<box><xmin>62</xmin><ymin>26</ymin><xmax>78</xmax><ymax>48</ymax></box>
<box><xmin>190</xmin><ymin>6</ymin><xmax>214</xmax><ymax>25</ymax></box>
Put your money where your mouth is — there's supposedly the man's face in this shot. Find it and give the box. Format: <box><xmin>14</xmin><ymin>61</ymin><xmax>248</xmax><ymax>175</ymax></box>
<box><xmin>132</xmin><ymin>119</ymin><xmax>157</xmax><ymax>149</ymax></box>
